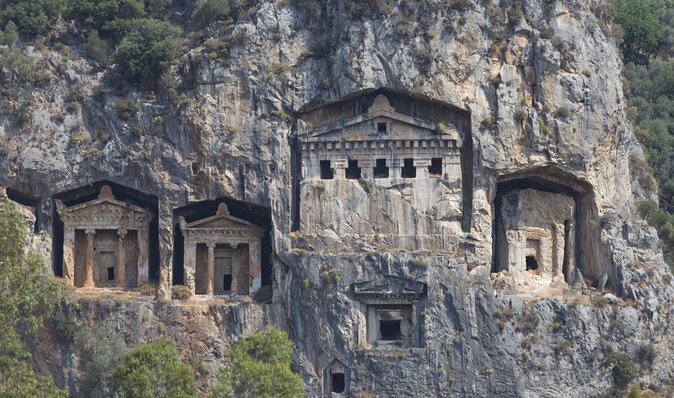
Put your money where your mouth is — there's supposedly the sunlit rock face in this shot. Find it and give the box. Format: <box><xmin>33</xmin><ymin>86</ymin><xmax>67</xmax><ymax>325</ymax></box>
<box><xmin>1</xmin><ymin>0</ymin><xmax>674</xmax><ymax>397</ymax></box>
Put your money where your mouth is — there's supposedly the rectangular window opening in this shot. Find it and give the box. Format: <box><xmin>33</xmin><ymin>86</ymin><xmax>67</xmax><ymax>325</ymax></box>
<box><xmin>331</xmin><ymin>373</ymin><xmax>345</xmax><ymax>393</ymax></box>
<box><xmin>429</xmin><ymin>158</ymin><xmax>442</xmax><ymax>176</ymax></box>
<box><xmin>373</xmin><ymin>159</ymin><xmax>389</xmax><ymax>178</ymax></box>
<box><xmin>107</xmin><ymin>267</ymin><xmax>115</xmax><ymax>281</ymax></box>
<box><xmin>320</xmin><ymin>160</ymin><xmax>334</xmax><ymax>180</ymax></box>
<box><xmin>401</xmin><ymin>158</ymin><xmax>416</xmax><ymax>178</ymax></box>
<box><xmin>223</xmin><ymin>274</ymin><xmax>233</xmax><ymax>291</ymax></box>
<box><xmin>377</xmin><ymin>122</ymin><xmax>387</xmax><ymax>133</ymax></box>
<box><xmin>380</xmin><ymin>319</ymin><xmax>402</xmax><ymax>341</ymax></box>
<box><xmin>346</xmin><ymin>159</ymin><xmax>361</xmax><ymax>179</ymax></box>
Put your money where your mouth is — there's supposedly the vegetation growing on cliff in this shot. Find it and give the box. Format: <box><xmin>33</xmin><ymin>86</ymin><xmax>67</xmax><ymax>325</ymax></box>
<box><xmin>0</xmin><ymin>202</ymin><xmax>65</xmax><ymax>397</ymax></box>
<box><xmin>614</xmin><ymin>0</ymin><xmax>674</xmax><ymax>267</ymax></box>
<box><xmin>112</xmin><ymin>338</ymin><xmax>198</xmax><ymax>398</ymax></box>
<box><xmin>210</xmin><ymin>327</ymin><xmax>305</xmax><ymax>398</ymax></box>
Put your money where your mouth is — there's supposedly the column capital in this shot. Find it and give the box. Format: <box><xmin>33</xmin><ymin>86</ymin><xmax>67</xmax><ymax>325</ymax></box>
<box><xmin>117</xmin><ymin>228</ymin><xmax>128</xmax><ymax>239</ymax></box>
<box><xmin>207</xmin><ymin>242</ymin><xmax>217</xmax><ymax>249</ymax></box>
<box><xmin>85</xmin><ymin>228</ymin><xmax>96</xmax><ymax>236</ymax></box>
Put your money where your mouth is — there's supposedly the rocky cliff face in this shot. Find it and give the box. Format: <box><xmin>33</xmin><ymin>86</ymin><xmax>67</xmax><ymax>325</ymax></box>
<box><xmin>3</xmin><ymin>0</ymin><xmax>674</xmax><ymax>396</ymax></box>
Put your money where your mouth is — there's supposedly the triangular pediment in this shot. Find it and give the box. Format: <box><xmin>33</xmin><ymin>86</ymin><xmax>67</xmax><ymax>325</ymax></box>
<box><xmin>182</xmin><ymin>203</ymin><xmax>264</xmax><ymax>234</ymax></box>
<box><xmin>352</xmin><ymin>275</ymin><xmax>427</xmax><ymax>300</ymax></box>
<box><xmin>303</xmin><ymin>94</ymin><xmax>461</xmax><ymax>143</ymax></box>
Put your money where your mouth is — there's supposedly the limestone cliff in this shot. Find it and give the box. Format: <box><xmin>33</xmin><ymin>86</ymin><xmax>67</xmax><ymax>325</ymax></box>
<box><xmin>2</xmin><ymin>0</ymin><xmax>674</xmax><ymax>396</ymax></box>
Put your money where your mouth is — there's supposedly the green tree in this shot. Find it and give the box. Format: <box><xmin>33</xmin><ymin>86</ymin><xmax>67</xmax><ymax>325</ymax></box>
<box><xmin>192</xmin><ymin>0</ymin><xmax>233</xmax><ymax>29</ymax></box>
<box><xmin>614</xmin><ymin>0</ymin><xmax>662</xmax><ymax>62</ymax></box>
<box><xmin>75</xmin><ymin>321</ymin><xmax>128</xmax><ymax>398</ymax></box>
<box><xmin>0</xmin><ymin>201</ymin><xmax>66</xmax><ymax>397</ymax></box>
<box><xmin>210</xmin><ymin>328</ymin><xmax>305</xmax><ymax>398</ymax></box>
<box><xmin>85</xmin><ymin>31</ymin><xmax>109</xmax><ymax>64</ymax></box>
<box><xmin>0</xmin><ymin>0</ymin><xmax>67</xmax><ymax>37</ymax></box>
<box><xmin>113</xmin><ymin>18</ymin><xmax>182</xmax><ymax>84</ymax></box>
<box><xmin>112</xmin><ymin>338</ymin><xmax>197</xmax><ymax>398</ymax></box>
<box><xmin>68</xmin><ymin>0</ymin><xmax>146</xmax><ymax>34</ymax></box>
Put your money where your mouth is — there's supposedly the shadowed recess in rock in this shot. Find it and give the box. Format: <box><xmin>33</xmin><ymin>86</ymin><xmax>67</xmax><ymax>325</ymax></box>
<box><xmin>51</xmin><ymin>181</ymin><xmax>159</xmax><ymax>282</ymax></box>
<box><xmin>172</xmin><ymin>198</ymin><xmax>272</xmax><ymax>290</ymax></box>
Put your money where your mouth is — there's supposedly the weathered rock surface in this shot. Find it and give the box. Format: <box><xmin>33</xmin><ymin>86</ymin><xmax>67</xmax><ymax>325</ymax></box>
<box><xmin>2</xmin><ymin>0</ymin><xmax>674</xmax><ymax>396</ymax></box>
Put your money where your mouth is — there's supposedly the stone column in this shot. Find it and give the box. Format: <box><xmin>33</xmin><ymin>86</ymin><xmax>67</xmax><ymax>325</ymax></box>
<box><xmin>183</xmin><ymin>241</ymin><xmax>197</xmax><ymax>296</ymax></box>
<box><xmin>248</xmin><ymin>239</ymin><xmax>262</xmax><ymax>294</ymax></box>
<box><xmin>84</xmin><ymin>229</ymin><xmax>96</xmax><ymax>288</ymax></box>
<box><xmin>230</xmin><ymin>243</ymin><xmax>239</xmax><ymax>295</ymax></box>
<box><xmin>414</xmin><ymin>158</ymin><xmax>431</xmax><ymax>178</ymax></box>
<box><xmin>359</xmin><ymin>159</ymin><xmax>373</xmax><ymax>179</ymax></box>
<box><xmin>62</xmin><ymin>226</ymin><xmax>76</xmax><ymax>286</ymax></box>
<box><xmin>117</xmin><ymin>229</ymin><xmax>127</xmax><ymax>288</ymax></box>
<box><xmin>332</xmin><ymin>159</ymin><xmax>347</xmax><ymax>179</ymax></box>
<box><xmin>207</xmin><ymin>243</ymin><xmax>215</xmax><ymax>295</ymax></box>
<box><xmin>443</xmin><ymin>156</ymin><xmax>462</xmax><ymax>183</ymax></box>
<box><xmin>389</xmin><ymin>159</ymin><xmax>401</xmax><ymax>179</ymax></box>
<box><xmin>137</xmin><ymin>226</ymin><xmax>149</xmax><ymax>285</ymax></box>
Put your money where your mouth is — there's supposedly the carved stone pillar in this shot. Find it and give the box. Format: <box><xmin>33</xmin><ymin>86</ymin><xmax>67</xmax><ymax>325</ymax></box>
<box><xmin>414</xmin><ymin>158</ymin><xmax>431</xmax><ymax>178</ymax></box>
<box><xmin>248</xmin><ymin>240</ymin><xmax>262</xmax><ymax>294</ymax></box>
<box><xmin>137</xmin><ymin>226</ymin><xmax>149</xmax><ymax>285</ymax></box>
<box><xmin>207</xmin><ymin>243</ymin><xmax>215</xmax><ymax>295</ymax></box>
<box><xmin>333</xmin><ymin>159</ymin><xmax>347</xmax><ymax>179</ymax></box>
<box><xmin>183</xmin><ymin>241</ymin><xmax>197</xmax><ymax>296</ymax></box>
<box><xmin>84</xmin><ymin>229</ymin><xmax>96</xmax><ymax>288</ymax></box>
<box><xmin>389</xmin><ymin>159</ymin><xmax>401</xmax><ymax>179</ymax></box>
<box><xmin>359</xmin><ymin>159</ymin><xmax>373</xmax><ymax>179</ymax></box>
<box><xmin>117</xmin><ymin>229</ymin><xmax>127</xmax><ymax>288</ymax></box>
<box><xmin>230</xmin><ymin>243</ymin><xmax>238</xmax><ymax>294</ymax></box>
<box><xmin>62</xmin><ymin>226</ymin><xmax>75</xmax><ymax>286</ymax></box>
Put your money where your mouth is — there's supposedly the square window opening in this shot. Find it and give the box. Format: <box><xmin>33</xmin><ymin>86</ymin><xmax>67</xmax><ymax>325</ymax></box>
<box><xmin>223</xmin><ymin>274</ymin><xmax>233</xmax><ymax>291</ymax></box>
<box><xmin>379</xmin><ymin>319</ymin><xmax>402</xmax><ymax>341</ymax></box>
<box><xmin>373</xmin><ymin>159</ymin><xmax>389</xmax><ymax>178</ymax></box>
<box><xmin>331</xmin><ymin>373</ymin><xmax>345</xmax><ymax>393</ymax></box>
<box><xmin>429</xmin><ymin>158</ymin><xmax>442</xmax><ymax>176</ymax></box>
<box><xmin>107</xmin><ymin>267</ymin><xmax>115</xmax><ymax>281</ymax></box>
<box><xmin>346</xmin><ymin>160</ymin><xmax>361</xmax><ymax>179</ymax></box>
<box><xmin>377</xmin><ymin>122</ymin><xmax>387</xmax><ymax>133</ymax></box>
<box><xmin>320</xmin><ymin>160</ymin><xmax>334</xmax><ymax>180</ymax></box>
<box><xmin>401</xmin><ymin>158</ymin><xmax>416</xmax><ymax>178</ymax></box>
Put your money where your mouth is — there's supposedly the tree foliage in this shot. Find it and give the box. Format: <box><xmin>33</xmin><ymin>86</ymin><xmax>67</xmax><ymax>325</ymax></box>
<box><xmin>210</xmin><ymin>328</ymin><xmax>305</xmax><ymax>398</ymax></box>
<box><xmin>113</xmin><ymin>18</ymin><xmax>183</xmax><ymax>84</ymax></box>
<box><xmin>75</xmin><ymin>321</ymin><xmax>128</xmax><ymax>398</ymax></box>
<box><xmin>0</xmin><ymin>202</ymin><xmax>65</xmax><ymax>397</ymax></box>
<box><xmin>616</xmin><ymin>0</ymin><xmax>674</xmax><ymax>268</ymax></box>
<box><xmin>112</xmin><ymin>338</ymin><xmax>197</xmax><ymax>398</ymax></box>
<box><xmin>614</xmin><ymin>0</ymin><xmax>662</xmax><ymax>62</ymax></box>
<box><xmin>0</xmin><ymin>0</ymin><xmax>67</xmax><ymax>36</ymax></box>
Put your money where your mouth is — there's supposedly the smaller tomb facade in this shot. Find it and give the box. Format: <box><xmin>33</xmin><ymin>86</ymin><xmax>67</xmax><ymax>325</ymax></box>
<box><xmin>352</xmin><ymin>276</ymin><xmax>426</xmax><ymax>349</ymax></box>
<box><xmin>56</xmin><ymin>185</ymin><xmax>151</xmax><ymax>288</ymax></box>
<box><xmin>179</xmin><ymin>203</ymin><xmax>264</xmax><ymax>297</ymax></box>
<box><xmin>496</xmin><ymin>189</ymin><xmax>575</xmax><ymax>288</ymax></box>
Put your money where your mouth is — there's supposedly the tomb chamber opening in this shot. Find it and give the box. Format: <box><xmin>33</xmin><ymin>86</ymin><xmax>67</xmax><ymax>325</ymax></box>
<box><xmin>51</xmin><ymin>182</ymin><xmax>159</xmax><ymax>288</ymax></box>
<box><xmin>291</xmin><ymin>88</ymin><xmax>473</xmax><ymax>252</ymax></box>
<box><xmin>492</xmin><ymin>169</ymin><xmax>610</xmax><ymax>292</ymax></box>
<box><xmin>172</xmin><ymin>198</ymin><xmax>272</xmax><ymax>297</ymax></box>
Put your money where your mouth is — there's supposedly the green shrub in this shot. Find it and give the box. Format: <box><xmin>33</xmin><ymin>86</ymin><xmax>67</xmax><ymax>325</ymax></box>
<box><xmin>68</xmin><ymin>0</ymin><xmax>146</xmax><ymax>34</ymax></box>
<box><xmin>192</xmin><ymin>0</ymin><xmax>233</xmax><ymax>29</ymax></box>
<box><xmin>605</xmin><ymin>352</ymin><xmax>637</xmax><ymax>389</ymax></box>
<box><xmin>75</xmin><ymin>322</ymin><xmax>128</xmax><ymax>398</ymax></box>
<box><xmin>210</xmin><ymin>328</ymin><xmax>305</xmax><ymax>398</ymax></box>
<box><xmin>0</xmin><ymin>21</ymin><xmax>18</xmax><ymax>46</ymax></box>
<box><xmin>112</xmin><ymin>339</ymin><xmax>197</xmax><ymax>398</ymax></box>
<box><xmin>86</xmin><ymin>31</ymin><xmax>109</xmax><ymax>64</ymax></box>
<box><xmin>0</xmin><ymin>0</ymin><xmax>67</xmax><ymax>37</ymax></box>
<box><xmin>112</xmin><ymin>98</ymin><xmax>136</xmax><ymax>120</ymax></box>
<box><xmin>614</xmin><ymin>0</ymin><xmax>661</xmax><ymax>62</ymax></box>
<box><xmin>0</xmin><ymin>202</ymin><xmax>66</xmax><ymax>397</ymax></box>
<box><xmin>113</xmin><ymin>18</ymin><xmax>183</xmax><ymax>85</ymax></box>
<box><xmin>635</xmin><ymin>343</ymin><xmax>656</xmax><ymax>368</ymax></box>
